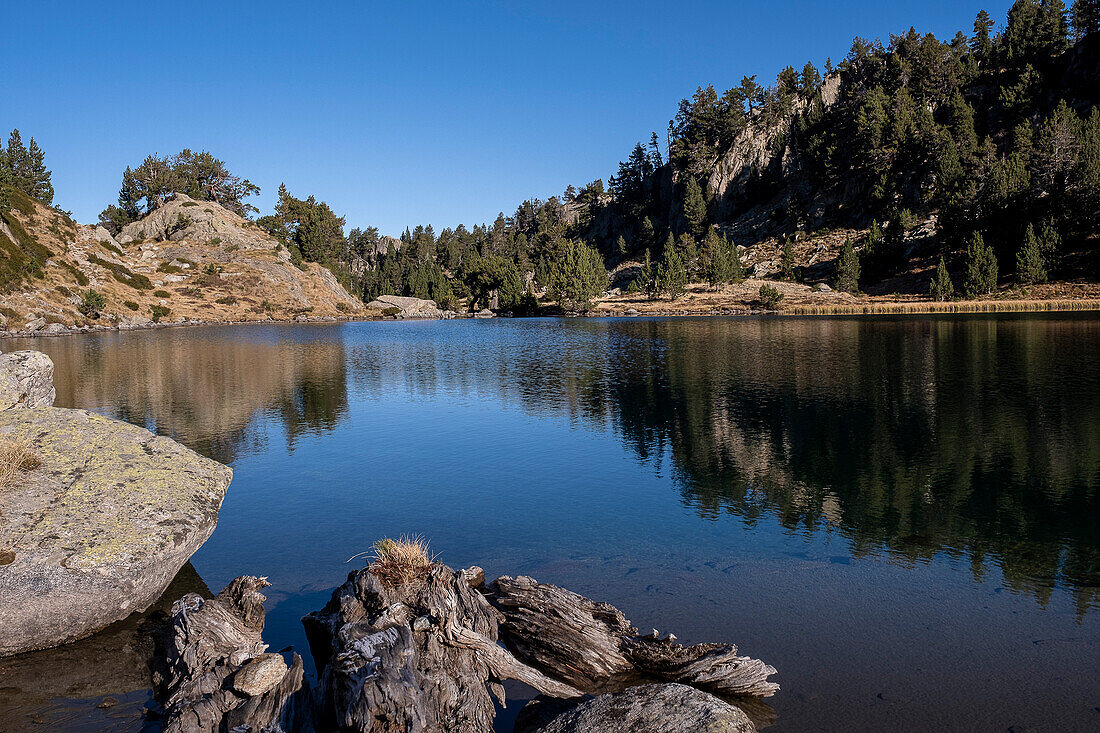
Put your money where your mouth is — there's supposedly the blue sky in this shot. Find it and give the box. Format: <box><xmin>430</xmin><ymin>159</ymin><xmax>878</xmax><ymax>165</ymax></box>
<box><xmin>5</xmin><ymin>1</ymin><xmax>1012</xmax><ymax>236</ymax></box>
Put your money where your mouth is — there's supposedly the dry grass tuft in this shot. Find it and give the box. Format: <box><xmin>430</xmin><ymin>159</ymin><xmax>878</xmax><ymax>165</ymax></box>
<box><xmin>362</xmin><ymin>535</ymin><xmax>436</xmax><ymax>587</ymax></box>
<box><xmin>0</xmin><ymin>437</ymin><xmax>41</xmax><ymax>490</ymax></box>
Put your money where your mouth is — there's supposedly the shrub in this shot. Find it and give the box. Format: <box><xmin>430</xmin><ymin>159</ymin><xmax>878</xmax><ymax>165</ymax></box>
<box><xmin>335</xmin><ymin>301</ymin><xmax>351</xmax><ymax>313</ymax></box>
<box><xmin>215</xmin><ymin>295</ymin><xmax>238</xmax><ymax>305</ymax></box>
<box><xmin>208</xmin><ymin>237</ymin><xmax>222</xmax><ymax>246</ymax></box>
<box><xmin>157</xmin><ymin>262</ymin><xmax>182</xmax><ymax>274</ymax></box>
<box><xmin>381</xmin><ymin>306</ymin><xmax>401</xmax><ymax>317</ymax></box>
<box><xmin>153</xmin><ymin>289</ymin><xmax>171</xmax><ymax>298</ymax></box>
<box><xmin>61</xmin><ymin>261</ymin><xmax>89</xmax><ymax>286</ymax></box>
<box><xmin>149</xmin><ymin>304</ymin><xmax>171</xmax><ymax>322</ymax></box>
<box><xmin>123</xmin><ymin>300</ymin><xmax>139</xmax><ymax>311</ymax></box>
<box><xmin>182</xmin><ymin>201</ymin><xmax>199</xmax><ymax>207</ymax></box>
<box><xmin>87</xmin><ymin>253</ymin><xmax>152</xmax><ymax>290</ymax></box>
<box><xmin>0</xmin><ymin>437</ymin><xmax>41</xmax><ymax>490</ymax></box>
<box><xmin>366</xmin><ymin>535</ymin><xmax>435</xmax><ymax>587</ymax></box>
<box><xmin>78</xmin><ymin>289</ymin><xmax>107</xmax><ymax>317</ymax></box>
<box><xmin>55</xmin><ymin>285</ymin><xmax>72</xmax><ymax>297</ymax></box>
<box><xmin>758</xmin><ymin>283</ymin><xmax>784</xmax><ymax>309</ymax></box>
<box><xmin>100</xmin><ymin>240</ymin><xmax>124</xmax><ymax>257</ymax></box>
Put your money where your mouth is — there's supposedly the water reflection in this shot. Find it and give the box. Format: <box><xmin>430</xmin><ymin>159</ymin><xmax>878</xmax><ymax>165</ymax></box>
<box><xmin>14</xmin><ymin>327</ymin><xmax>350</xmax><ymax>464</ymax></box>
<box><xmin>12</xmin><ymin>316</ymin><xmax>1100</xmax><ymax>617</ymax></box>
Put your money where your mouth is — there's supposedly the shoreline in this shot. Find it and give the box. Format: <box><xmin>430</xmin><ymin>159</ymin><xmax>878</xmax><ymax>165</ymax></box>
<box><xmin>5</xmin><ymin>297</ymin><xmax>1100</xmax><ymax>341</ymax></box>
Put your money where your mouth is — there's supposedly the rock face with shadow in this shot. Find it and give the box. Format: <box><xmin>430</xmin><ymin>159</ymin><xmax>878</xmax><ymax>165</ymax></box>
<box><xmin>0</xmin><ymin>350</ymin><xmax>233</xmax><ymax>657</ymax></box>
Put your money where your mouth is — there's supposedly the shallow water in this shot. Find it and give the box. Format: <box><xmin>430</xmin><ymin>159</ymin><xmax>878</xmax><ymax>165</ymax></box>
<box><xmin>3</xmin><ymin>315</ymin><xmax>1099</xmax><ymax>731</ymax></box>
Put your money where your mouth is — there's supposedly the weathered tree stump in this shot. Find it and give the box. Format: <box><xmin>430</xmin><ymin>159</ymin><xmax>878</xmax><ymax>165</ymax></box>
<box><xmin>302</xmin><ymin>563</ymin><xmax>580</xmax><ymax>732</ymax></box>
<box><xmin>152</xmin><ymin>576</ymin><xmax>315</xmax><ymax>733</ymax></box>
<box><xmin>489</xmin><ymin>575</ymin><xmax>779</xmax><ymax>698</ymax></box>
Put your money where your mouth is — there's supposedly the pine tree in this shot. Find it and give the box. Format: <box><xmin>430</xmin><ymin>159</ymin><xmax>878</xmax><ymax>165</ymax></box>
<box><xmin>728</xmin><ymin>237</ymin><xmax>744</xmax><ymax>282</ymax></box>
<box><xmin>1071</xmin><ymin>0</ymin><xmax>1100</xmax><ymax>38</ymax></box>
<box><xmin>657</xmin><ymin>242</ymin><xmax>687</xmax><ymax>300</ymax></box>
<box><xmin>1038</xmin><ymin>219</ymin><xmax>1062</xmax><ymax>271</ymax></box>
<box><xmin>640</xmin><ymin>248</ymin><xmax>658</xmax><ymax>300</ymax></box>
<box><xmin>930</xmin><ymin>257</ymin><xmax>955</xmax><ymax>301</ymax></box>
<box><xmin>964</xmin><ymin>231</ymin><xmax>999</xmax><ymax>297</ymax></box>
<box><xmin>780</xmin><ymin>238</ymin><xmax>796</xmax><ymax>280</ymax></box>
<box><xmin>972</xmin><ymin>10</ymin><xmax>995</xmax><ymax>61</ymax></box>
<box><xmin>26</xmin><ymin>139</ymin><xmax>53</xmax><ymax>204</ymax></box>
<box><xmin>640</xmin><ymin>216</ymin><xmax>655</xmax><ymax>249</ymax></box>
<box><xmin>1016</xmin><ymin>224</ymin><xmax>1048</xmax><ymax>283</ymax></box>
<box><xmin>833</xmin><ymin>238</ymin><xmax>861</xmax><ymax>293</ymax></box>
<box><xmin>703</xmin><ymin>228</ymin><xmax>729</xmax><ymax>288</ymax></box>
<box><xmin>677</xmin><ymin>232</ymin><xmax>698</xmax><ymax>279</ymax></box>
<box><xmin>616</xmin><ymin>235</ymin><xmax>628</xmax><ymax>258</ymax></box>
<box><xmin>681</xmin><ymin>177</ymin><xmax>708</xmax><ymax>241</ymax></box>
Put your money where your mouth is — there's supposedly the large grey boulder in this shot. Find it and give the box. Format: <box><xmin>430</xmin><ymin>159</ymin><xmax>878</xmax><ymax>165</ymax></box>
<box><xmin>0</xmin><ymin>350</ymin><xmax>56</xmax><ymax>410</ymax></box>
<box><xmin>516</xmin><ymin>683</ymin><xmax>757</xmax><ymax>733</ymax></box>
<box><xmin>0</xmin><ymin>402</ymin><xmax>232</xmax><ymax>657</ymax></box>
<box><xmin>366</xmin><ymin>294</ymin><xmax>443</xmax><ymax>319</ymax></box>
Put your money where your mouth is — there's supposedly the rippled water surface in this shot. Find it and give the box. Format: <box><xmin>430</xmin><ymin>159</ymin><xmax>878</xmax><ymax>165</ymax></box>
<box><xmin>3</xmin><ymin>315</ymin><xmax>1100</xmax><ymax>731</ymax></box>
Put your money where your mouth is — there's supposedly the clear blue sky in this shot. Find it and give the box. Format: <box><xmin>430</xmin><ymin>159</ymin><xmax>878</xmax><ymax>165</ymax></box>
<box><xmin>5</xmin><ymin>1</ymin><xmax>1012</xmax><ymax>236</ymax></box>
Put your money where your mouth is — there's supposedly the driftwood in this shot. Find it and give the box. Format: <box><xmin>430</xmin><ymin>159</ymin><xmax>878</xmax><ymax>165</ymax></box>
<box><xmin>152</xmin><ymin>576</ymin><xmax>315</xmax><ymax>733</ymax></box>
<box><xmin>490</xmin><ymin>575</ymin><xmax>779</xmax><ymax>699</ymax></box>
<box><xmin>302</xmin><ymin>563</ymin><xmax>581</xmax><ymax>732</ymax></box>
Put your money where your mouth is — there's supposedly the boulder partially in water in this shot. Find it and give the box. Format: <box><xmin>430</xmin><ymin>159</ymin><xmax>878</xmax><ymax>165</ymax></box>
<box><xmin>0</xmin><ymin>350</ymin><xmax>56</xmax><ymax>410</ymax></box>
<box><xmin>365</xmin><ymin>294</ymin><xmax>443</xmax><ymax>318</ymax></box>
<box><xmin>515</xmin><ymin>683</ymin><xmax>757</xmax><ymax>733</ymax></box>
<box><xmin>0</xmin><ymin>352</ymin><xmax>232</xmax><ymax>657</ymax></box>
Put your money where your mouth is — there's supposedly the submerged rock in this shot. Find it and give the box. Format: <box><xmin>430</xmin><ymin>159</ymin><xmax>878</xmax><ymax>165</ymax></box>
<box><xmin>0</xmin><ymin>350</ymin><xmax>56</xmax><ymax>410</ymax></box>
<box><xmin>515</xmin><ymin>683</ymin><xmax>757</xmax><ymax>733</ymax></box>
<box><xmin>0</xmin><ymin>351</ymin><xmax>232</xmax><ymax>657</ymax></box>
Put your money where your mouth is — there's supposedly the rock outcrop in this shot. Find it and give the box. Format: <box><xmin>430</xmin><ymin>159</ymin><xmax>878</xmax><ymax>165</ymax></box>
<box><xmin>0</xmin><ymin>350</ymin><xmax>55</xmax><ymax>409</ymax></box>
<box><xmin>365</xmin><ymin>294</ymin><xmax>443</xmax><ymax>319</ymax></box>
<box><xmin>0</xmin><ymin>192</ymin><xmax>362</xmax><ymax>337</ymax></box>
<box><xmin>0</xmin><ymin>351</ymin><xmax>233</xmax><ymax>657</ymax></box>
<box><xmin>514</xmin><ymin>683</ymin><xmax>757</xmax><ymax>733</ymax></box>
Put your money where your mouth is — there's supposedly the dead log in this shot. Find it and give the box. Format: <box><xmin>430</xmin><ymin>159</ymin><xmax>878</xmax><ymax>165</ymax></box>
<box><xmin>489</xmin><ymin>575</ymin><xmax>779</xmax><ymax>699</ymax></box>
<box><xmin>302</xmin><ymin>563</ymin><xmax>581</xmax><ymax>733</ymax></box>
<box><xmin>152</xmin><ymin>576</ymin><xmax>315</xmax><ymax>733</ymax></box>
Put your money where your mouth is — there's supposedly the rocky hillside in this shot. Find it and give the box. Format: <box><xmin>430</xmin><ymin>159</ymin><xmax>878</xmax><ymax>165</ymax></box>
<box><xmin>0</xmin><ymin>190</ymin><xmax>362</xmax><ymax>335</ymax></box>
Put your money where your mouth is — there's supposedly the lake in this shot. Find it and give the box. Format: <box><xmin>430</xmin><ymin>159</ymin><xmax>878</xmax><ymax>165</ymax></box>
<box><xmin>2</xmin><ymin>315</ymin><xmax>1099</xmax><ymax>732</ymax></box>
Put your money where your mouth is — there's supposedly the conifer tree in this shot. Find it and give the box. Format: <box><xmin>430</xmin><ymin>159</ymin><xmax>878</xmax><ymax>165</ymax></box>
<box><xmin>972</xmin><ymin>10</ymin><xmax>995</xmax><ymax>61</ymax></box>
<box><xmin>26</xmin><ymin>139</ymin><xmax>53</xmax><ymax>205</ymax></box>
<box><xmin>657</xmin><ymin>242</ymin><xmax>687</xmax><ymax>300</ymax></box>
<box><xmin>1072</xmin><ymin>0</ymin><xmax>1100</xmax><ymax>37</ymax></box>
<box><xmin>930</xmin><ymin>257</ymin><xmax>955</xmax><ymax>301</ymax></box>
<box><xmin>703</xmin><ymin>229</ymin><xmax>729</xmax><ymax>289</ymax></box>
<box><xmin>616</xmin><ymin>235</ymin><xmax>628</xmax><ymax>258</ymax></box>
<box><xmin>780</xmin><ymin>238</ymin><xmax>796</xmax><ymax>280</ymax></box>
<box><xmin>1016</xmin><ymin>224</ymin><xmax>1048</xmax><ymax>283</ymax></box>
<box><xmin>681</xmin><ymin>177</ymin><xmax>708</xmax><ymax>241</ymax></box>
<box><xmin>728</xmin><ymin>236</ymin><xmax>744</xmax><ymax>283</ymax></box>
<box><xmin>833</xmin><ymin>238</ymin><xmax>861</xmax><ymax>294</ymax></box>
<box><xmin>677</xmin><ymin>232</ymin><xmax>698</xmax><ymax>279</ymax></box>
<box><xmin>638</xmin><ymin>248</ymin><xmax>657</xmax><ymax>300</ymax></box>
<box><xmin>964</xmin><ymin>231</ymin><xmax>999</xmax><ymax>297</ymax></box>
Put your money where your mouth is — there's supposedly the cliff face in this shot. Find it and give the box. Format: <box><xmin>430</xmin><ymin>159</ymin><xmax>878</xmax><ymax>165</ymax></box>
<box><xmin>0</xmin><ymin>191</ymin><xmax>362</xmax><ymax>335</ymax></box>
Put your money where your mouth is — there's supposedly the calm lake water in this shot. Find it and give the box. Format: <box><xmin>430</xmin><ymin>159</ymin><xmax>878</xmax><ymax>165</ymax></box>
<box><xmin>2</xmin><ymin>315</ymin><xmax>1099</xmax><ymax>731</ymax></box>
